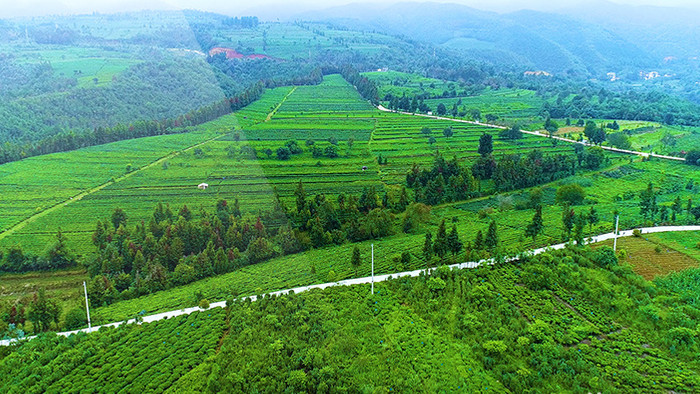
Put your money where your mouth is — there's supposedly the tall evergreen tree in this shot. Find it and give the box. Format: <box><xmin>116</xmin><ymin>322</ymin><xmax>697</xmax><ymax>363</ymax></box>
<box><xmin>111</xmin><ymin>208</ymin><xmax>127</xmax><ymax>230</ymax></box>
<box><xmin>433</xmin><ymin>220</ymin><xmax>449</xmax><ymax>259</ymax></box>
<box><xmin>525</xmin><ymin>205</ymin><xmax>544</xmax><ymax>242</ymax></box>
<box><xmin>574</xmin><ymin>213</ymin><xmax>587</xmax><ymax>245</ymax></box>
<box><xmin>351</xmin><ymin>246</ymin><xmax>361</xmax><ymax>277</ymax></box>
<box><xmin>478</xmin><ymin>133</ymin><xmax>493</xmax><ymax>157</ymax></box>
<box><xmin>639</xmin><ymin>182</ymin><xmax>658</xmax><ymax>219</ymax></box>
<box><xmin>485</xmin><ymin>220</ymin><xmax>498</xmax><ymax>251</ymax></box>
<box><xmin>295</xmin><ymin>180</ymin><xmax>307</xmax><ymax>214</ymax></box>
<box><xmin>562</xmin><ymin>206</ymin><xmax>575</xmax><ymax>240</ymax></box>
<box><xmin>474</xmin><ymin>230</ymin><xmax>484</xmax><ymax>251</ymax></box>
<box><xmin>447</xmin><ymin>224</ymin><xmax>463</xmax><ymax>256</ymax></box>
<box><xmin>422</xmin><ymin>231</ymin><xmax>433</xmax><ymax>267</ymax></box>
<box><xmin>587</xmin><ymin>206</ymin><xmax>599</xmax><ymax>232</ymax></box>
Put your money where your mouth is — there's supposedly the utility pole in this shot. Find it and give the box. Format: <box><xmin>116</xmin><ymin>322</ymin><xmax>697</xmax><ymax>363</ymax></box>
<box><xmin>83</xmin><ymin>281</ymin><xmax>92</xmax><ymax>332</ymax></box>
<box><xmin>371</xmin><ymin>244</ymin><xmax>374</xmax><ymax>295</ymax></box>
<box><xmin>613</xmin><ymin>214</ymin><xmax>619</xmax><ymax>252</ymax></box>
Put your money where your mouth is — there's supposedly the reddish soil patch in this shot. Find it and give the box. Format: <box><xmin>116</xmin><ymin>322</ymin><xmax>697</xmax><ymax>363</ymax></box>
<box><xmin>209</xmin><ymin>47</ymin><xmax>272</xmax><ymax>60</ymax></box>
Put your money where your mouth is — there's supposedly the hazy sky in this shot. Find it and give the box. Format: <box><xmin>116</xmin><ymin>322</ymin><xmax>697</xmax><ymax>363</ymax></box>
<box><xmin>3</xmin><ymin>0</ymin><xmax>699</xmax><ymax>18</ymax></box>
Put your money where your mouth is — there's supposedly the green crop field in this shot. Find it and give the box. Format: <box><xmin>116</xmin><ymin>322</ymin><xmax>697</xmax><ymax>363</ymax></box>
<box><xmin>3</xmin><ymin>73</ymin><xmax>700</xmax><ymax>339</ymax></box>
<box><xmin>0</xmin><ymin>74</ymin><xmax>596</xmax><ymax>256</ymax></box>
<box><xmin>3</xmin><ymin>44</ymin><xmax>142</xmax><ymax>89</ymax></box>
<box><xmin>370</xmin><ymin>113</ymin><xmax>575</xmax><ymax>184</ymax></box>
<box><xmin>88</xmin><ymin>156</ymin><xmax>700</xmax><ymax>325</ymax></box>
<box><xmin>365</xmin><ymin>70</ymin><xmax>544</xmax><ymax>121</ymax></box>
<box><xmin>0</xmin><ymin>308</ymin><xmax>226</xmax><ymax>393</ymax></box>
<box><xmin>5</xmin><ymin>247</ymin><xmax>700</xmax><ymax>393</ymax></box>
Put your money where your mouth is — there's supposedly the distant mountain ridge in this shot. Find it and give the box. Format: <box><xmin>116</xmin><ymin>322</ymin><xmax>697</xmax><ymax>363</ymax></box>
<box><xmin>297</xmin><ymin>1</ymin><xmax>699</xmax><ymax>75</ymax></box>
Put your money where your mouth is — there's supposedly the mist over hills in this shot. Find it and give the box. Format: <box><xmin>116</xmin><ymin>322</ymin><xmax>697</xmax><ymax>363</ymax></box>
<box><xmin>297</xmin><ymin>1</ymin><xmax>700</xmax><ymax>75</ymax></box>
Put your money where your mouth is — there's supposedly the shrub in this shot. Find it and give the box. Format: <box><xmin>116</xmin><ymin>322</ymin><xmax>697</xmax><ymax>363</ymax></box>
<box><xmin>556</xmin><ymin>184</ymin><xmax>586</xmax><ymax>205</ymax></box>
<box><xmin>63</xmin><ymin>307</ymin><xmax>87</xmax><ymax>330</ymax></box>
<box><xmin>327</xmin><ymin>270</ymin><xmax>337</xmax><ymax>282</ymax></box>
<box><xmin>632</xmin><ymin>229</ymin><xmax>642</xmax><ymax>237</ymax></box>
<box><xmin>593</xmin><ymin>246</ymin><xmax>618</xmax><ymax>268</ymax></box>
<box><xmin>276</xmin><ymin>147</ymin><xmax>291</xmax><ymax>160</ymax></box>
<box><xmin>199</xmin><ymin>299</ymin><xmax>210</xmax><ymax>309</ymax></box>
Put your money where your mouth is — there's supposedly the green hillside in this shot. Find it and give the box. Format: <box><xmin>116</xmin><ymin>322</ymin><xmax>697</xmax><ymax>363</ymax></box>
<box><xmin>3</xmin><ymin>247</ymin><xmax>700</xmax><ymax>392</ymax></box>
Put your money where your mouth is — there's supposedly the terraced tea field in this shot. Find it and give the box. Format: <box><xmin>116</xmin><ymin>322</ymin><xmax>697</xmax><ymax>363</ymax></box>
<box><xmin>365</xmin><ymin>70</ymin><xmax>543</xmax><ymax>121</ymax></box>
<box><xmin>371</xmin><ymin>113</ymin><xmax>576</xmax><ymax>184</ymax></box>
<box><xmin>0</xmin><ymin>86</ymin><xmax>303</xmax><ymax>254</ymax></box>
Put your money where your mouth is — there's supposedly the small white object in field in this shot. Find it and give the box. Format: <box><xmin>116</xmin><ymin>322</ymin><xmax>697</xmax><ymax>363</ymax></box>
<box><xmin>198</xmin><ymin>183</ymin><xmax>209</xmax><ymax>190</ymax></box>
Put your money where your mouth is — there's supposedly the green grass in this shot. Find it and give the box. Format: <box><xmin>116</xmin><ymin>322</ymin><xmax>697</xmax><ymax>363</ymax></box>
<box><xmin>209</xmin><ymin>22</ymin><xmax>407</xmax><ymax>60</ymax></box>
<box><xmin>5</xmin><ymin>44</ymin><xmax>142</xmax><ymax>89</ymax></box>
<box><xmin>0</xmin><ymin>130</ymin><xmax>218</xmax><ymax>236</ymax></box>
<box><xmin>89</xmin><ymin>155</ymin><xmax>700</xmax><ymax>325</ymax></box>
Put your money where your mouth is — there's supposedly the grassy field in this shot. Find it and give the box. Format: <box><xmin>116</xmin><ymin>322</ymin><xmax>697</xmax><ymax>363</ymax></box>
<box><xmin>89</xmin><ymin>154</ymin><xmax>700</xmax><ymax>324</ymax></box>
<box><xmin>370</xmin><ymin>113</ymin><xmax>574</xmax><ymax>184</ymax></box>
<box><xmin>0</xmin><ymin>267</ymin><xmax>88</xmax><ymax>316</ymax></box>
<box><xmin>6</xmin><ymin>248</ymin><xmax>700</xmax><ymax>392</ymax></box>
<box><xmin>546</xmin><ymin>119</ymin><xmax>700</xmax><ymax>155</ymax></box>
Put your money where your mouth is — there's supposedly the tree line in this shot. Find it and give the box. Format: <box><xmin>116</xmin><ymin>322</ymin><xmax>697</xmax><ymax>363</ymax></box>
<box><xmin>407</xmin><ymin>135</ymin><xmax>606</xmax><ymax>205</ymax></box>
<box><xmin>340</xmin><ymin>65</ymin><xmax>379</xmax><ymax>105</ymax></box>
<box><xmin>0</xmin><ymin>63</ymin><xmax>326</xmax><ymax>166</ymax></box>
<box><xmin>81</xmin><ymin>181</ymin><xmax>419</xmax><ymax>307</ymax></box>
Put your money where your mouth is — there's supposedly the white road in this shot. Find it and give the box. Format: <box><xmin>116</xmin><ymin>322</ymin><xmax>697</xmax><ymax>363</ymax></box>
<box><xmin>376</xmin><ymin>105</ymin><xmax>686</xmax><ymax>162</ymax></box>
<box><xmin>2</xmin><ymin>225</ymin><xmax>700</xmax><ymax>347</ymax></box>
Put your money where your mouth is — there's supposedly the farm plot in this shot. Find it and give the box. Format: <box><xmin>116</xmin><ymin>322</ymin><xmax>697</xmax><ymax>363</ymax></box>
<box><xmin>365</xmin><ymin>70</ymin><xmax>469</xmax><ymax>99</ymax></box>
<box><xmin>9</xmin><ymin>45</ymin><xmax>141</xmax><ymax>89</ymax></box>
<box><xmin>90</xmin><ymin>75</ymin><xmax>381</xmax><ymax>224</ymax></box>
<box><xmin>592</xmin><ymin>235</ymin><xmax>700</xmax><ymax>279</ymax></box>
<box><xmin>371</xmin><ymin>113</ymin><xmax>576</xmax><ymax>184</ymax></box>
<box><xmin>89</xmin><ymin>155</ymin><xmax>700</xmax><ymax>324</ymax></box>
<box><xmin>423</xmin><ymin>88</ymin><xmax>543</xmax><ymax>120</ymax></box>
<box><xmin>365</xmin><ymin>70</ymin><xmax>543</xmax><ymax>121</ymax></box>
<box><xmin>214</xmin><ymin>22</ymin><xmax>401</xmax><ymax>60</ymax></box>
<box><xmin>0</xmin><ymin>78</ymin><xmax>380</xmax><ymax>255</ymax></box>
<box><xmin>0</xmin><ymin>308</ymin><xmax>226</xmax><ymax>393</ymax></box>
<box><xmin>449</xmin><ymin>158</ymin><xmax>700</xmax><ymax>252</ymax></box>
<box><xmin>0</xmin><ymin>130</ymin><xmax>219</xmax><ymax>237</ymax></box>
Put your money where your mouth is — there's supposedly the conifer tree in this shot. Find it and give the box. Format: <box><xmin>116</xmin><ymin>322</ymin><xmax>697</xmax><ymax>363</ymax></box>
<box><xmin>433</xmin><ymin>220</ymin><xmax>449</xmax><ymax>259</ymax></box>
<box><xmin>447</xmin><ymin>224</ymin><xmax>463</xmax><ymax>256</ymax></box>
<box><xmin>351</xmin><ymin>246</ymin><xmax>361</xmax><ymax>276</ymax></box>
<box><xmin>525</xmin><ymin>205</ymin><xmax>544</xmax><ymax>242</ymax></box>
<box><xmin>574</xmin><ymin>213</ymin><xmax>587</xmax><ymax>245</ymax></box>
<box><xmin>639</xmin><ymin>182</ymin><xmax>658</xmax><ymax>219</ymax></box>
<box><xmin>422</xmin><ymin>231</ymin><xmax>433</xmax><ymax>267</ymax></box>
<box><xmin>474</xmin><ymin>230</ymin><xmax>484</xmax><ymax>251</ymax></box>
<box><xmin>562</xmin><ymin>206</ymin><xmax>575</xmax><ymax>240</ymax></box>
<box><xmin>587</xmin><ymin>206</ymin><xmax>599</xmax><ymax>231</ymax></box>
<box><xmin>485</xmin><ymin>221</ymin><xmax>498</xmax><ymax>251</ymax></box>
